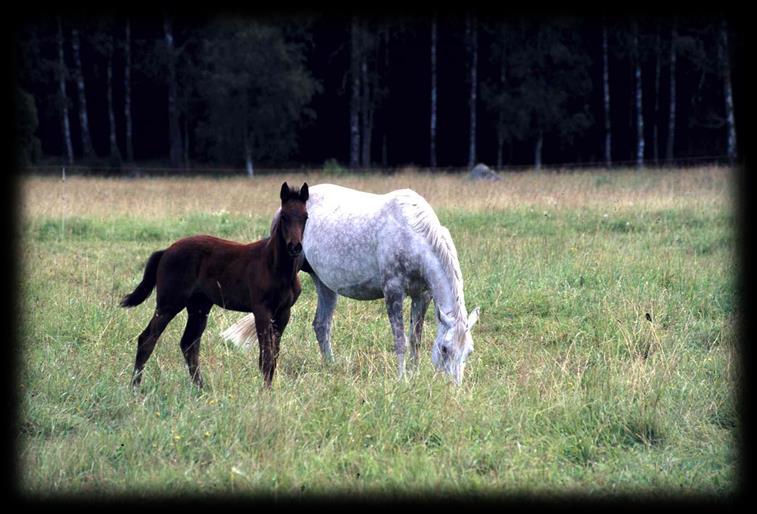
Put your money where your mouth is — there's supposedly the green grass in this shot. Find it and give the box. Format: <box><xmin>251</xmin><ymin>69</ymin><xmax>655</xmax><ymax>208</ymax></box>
<box><xmin>17</xmin><ymin>170</ymin><xmax>739</xmax><ymax>498</ymax></box>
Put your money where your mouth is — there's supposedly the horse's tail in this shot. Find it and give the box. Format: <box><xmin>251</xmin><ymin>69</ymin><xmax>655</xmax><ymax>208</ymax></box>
<box><xmin>220</xmin><ymin>313</ymin><xmax>258</xmax><ymax>350</ymax></box>
<box><xmin>120</xmin><ymin>250</ymin><xmax>165</xmax><ymax>308</ymax></box>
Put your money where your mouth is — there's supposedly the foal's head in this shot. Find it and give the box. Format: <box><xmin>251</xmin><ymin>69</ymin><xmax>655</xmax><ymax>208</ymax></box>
<box><xmin>277</xmin><ymin>182</ymin><xmax>309</xmax><ymax>257</ymax></box>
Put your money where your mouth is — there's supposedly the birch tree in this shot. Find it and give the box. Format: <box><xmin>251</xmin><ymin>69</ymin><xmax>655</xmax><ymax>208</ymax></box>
<box><xmin>666</xmin><ymin>19</ymin><xmax>677</xmax><ymax>161</ymax></box>
<box><xmin>91</xmin><ymin>18</ymin><xmax>124</xmax><ymax>165</ymax></box>
<box><xmin>71</xmin><ymin>25</ymin><xmax>96</xmax><ymax>159</ymax></box>
<box><xmin>92</xmin><ymin>19</ymin><xmax>122</xmax><ymax>165</ymax></box>
<box><xmin>164</xmin><ymin>16</ymin><xmax>182</xmax><ymax>170</ymax></box>
<box><xmin>465</xmin><ymin>14</ymin><xmax>478</xmax><ymax>168</ymax></box>
<box><xmin>602</xmin><ymin>19</ymin><xmax>612</xmax><ymax>166</ymax></box>
<box><xmin>124</xmin><ymin>19</ymin><xmax>134</xmax><ymax>163</ymax></box>
<box><xmin>106</xmin><ymin>42</ymin><xmax>121</xmax><ymax>164</ymax></box>
<box><xmin>653</xmin><ymin>23</ymin><xmax>661</xmax><ymax>165</ymax></box>
<box><xmin>430</xmin><ymin>14</ymin><xmax>437</xmax><ymax>169</ymax></box>
<box><xmin>633</xmin><ymin>20</ymin><xmax>645</xmax><ymax>169</ymax></box>
<box><xmin>360</xmin><ymin>30</ymin><xmax>373</xmax><ymax>169</ymax></box>
<box><xmin>720</xmin><ymin>19</ymin><xmax>737</xmax><ymax>163</ymax></box>
<box><xmin>56</xmin><ymin>18</ymin><xmax>74</xmax><ymax>165</ymax></box>
<box><xmin>349</xmin><ymin>16</ymin><xmax>361</xmax><ymax>169</ymax></box>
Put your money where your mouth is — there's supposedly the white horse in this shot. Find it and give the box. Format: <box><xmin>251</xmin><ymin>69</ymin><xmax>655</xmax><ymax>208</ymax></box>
<box><xmin>221</xmin><ymin>183</ymin><xmax>480</xmax><ymax>384</ymax></box>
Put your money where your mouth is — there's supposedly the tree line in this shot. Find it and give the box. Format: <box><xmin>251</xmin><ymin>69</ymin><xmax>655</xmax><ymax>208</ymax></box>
<box><xmin>14</xmin><ymin>14</ymin><xmax>739</xmax><ymax>174</ymax></box>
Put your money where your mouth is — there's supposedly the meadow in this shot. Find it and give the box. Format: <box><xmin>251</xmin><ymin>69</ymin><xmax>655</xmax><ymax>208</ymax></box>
<box><xmin>17</xmin><ymin>166</ymin><xmax>739</xmax><ymax>499</ymax></box>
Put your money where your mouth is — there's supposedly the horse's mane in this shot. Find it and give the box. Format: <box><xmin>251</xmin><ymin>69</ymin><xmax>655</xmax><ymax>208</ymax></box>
<box><xmin>392</xmin><ymin>190</ymin><xmax>467</xmax><ymax>325</ymax></box>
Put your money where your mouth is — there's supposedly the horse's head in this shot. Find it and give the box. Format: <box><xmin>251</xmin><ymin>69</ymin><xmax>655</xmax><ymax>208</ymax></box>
<box><xmin>431</xmin><ymin>305</ymin><xmax>480</xmax><ymax>385</ymax></box>
<box><xmin>278</xmin><ymin>182</ymin><xmax>309</xmax><ymax>257</ymax></box>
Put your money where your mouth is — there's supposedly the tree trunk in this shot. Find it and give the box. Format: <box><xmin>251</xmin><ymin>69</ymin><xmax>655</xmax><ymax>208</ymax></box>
<box><xmin>466</xmin><ymin>15</ymin><xmax>478</xmax><ymax>168</ymax></box>
<box><xmin>653</xmin><ymin>24</ymin><xmax>661</xmax><ymax>165</ymax></box>
<box><xmin>720</xmin><ymin>19</ymin><xmax>737</xmax><ymax>163</ymax></box>
<box><xmin>382</xmin><ymin>134</ymin><xmax>388</xmax><ymax>168</ymax></box>
<box><xmin>496</xmin><ymin>136</ymin><xmax>504</xmax><ymax>169</ymax></box>
<box><xmin>244</xmin><ymin>138</ymin><xmax>254</xmax><ymax>177</ymax></box>
<box><xmin>379</xmin><ymin>24</ymin><xmax>390</xmax><ymax>170</ymax></box>
<box><xmin>666</xmin><ymin>21</ymin><xmax>677</xmax><ymax>162</ymax></box>
<box><xmin>602</xmin><ymin>21</ymin><xmax>612</xmax><ymax>167</ymax></box>
<box><xmin>360</xmin><ymin>40</ymin><xmax>372</xmax><ymax>169</ymax></box>
<box><xmin>124</xmin><ymin>19</ymin><xmax>134</xmax><ymax>163</ymax></box>
<box><xmin>71</xmin><ymin>27</ymin><xmax>95</xmax><ymax>159</ymax></box>
<box><xmin>183</xmin><ymin>114</ymin><xmax>190</xmax><ymax>169</ymax></box>
<box><xmin>164</xmin><ymin>16</ymin><xmax>182</xmax><ymax>170</ymax></box>
<box><xmin>430</xmin><ymin>15</ymin><xmax>437</xmax><ymax>170</ymax></box>
<box><xmin>534</xmin><ymin>131</ymin><xmax>543</xmax><ymax>170</ymax></box>
<box><xmin>349</xmin><ymin>17</ymin><xmax>361</xmax><ymax>169</ymax></box>
<box><xmin>633</xmin><ymin>22</ymin><xmax>644</xmax><ymax>169</ymax></box>
<box><xmin>107</xmin><ymin>48</ymin><xmax>121</xmax><ymax>164</ymax></box>
<box><xmin>56</xmin><ymin>18</ymin><xmax>74</xmax><ymax>165</ymax></box>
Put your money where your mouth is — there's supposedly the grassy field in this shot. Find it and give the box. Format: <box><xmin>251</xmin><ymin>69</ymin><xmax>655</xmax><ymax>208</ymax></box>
<box><xmin>17</xmin><ymin>167</ymin><xmax>739</xmax><ymax>499</ymax></box>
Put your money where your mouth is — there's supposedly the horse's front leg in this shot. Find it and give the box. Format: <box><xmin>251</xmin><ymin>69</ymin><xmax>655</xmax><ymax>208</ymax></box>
<box><xmin>383</xmin><ymin>281</ymin><xmax>407</xmax><ymax>379</ymax></box>
<box><xmin>408</xmin><ymin>290</ymin><xmax>431</xmax><ymax>373</ymax></box>
<box><xmin>253</xmin><ymin>307</ymin><xmax>276</xmax><ymax>388</ymax></box>
<box><xmin>271</xmin><ymin>305</ymin><xmax>291</xmax><ymax>376</ymax></box>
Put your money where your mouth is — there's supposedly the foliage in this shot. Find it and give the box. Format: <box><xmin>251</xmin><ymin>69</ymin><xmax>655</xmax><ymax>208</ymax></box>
<box><xmin>322</xmin><ymin>158</ymin><xmax>347</xmax><ymax>175</ymax></box>
<box><xmin>511</xmin><ymin>19</ymin><xmax>594</xmax><ymax>145</ymax></box>
<box><xmin>194</xmin><ymin>18</ymin><xmax>319</xmax><ymax>167</ymax></box>
<box><xmin>483</xmin><ymin>19</ymin><xmax>594</xmax><ymax>158</ymax></box>
<box><xmin>15</xmin><ymin>86</ymin><xmax>42</xmax><ymax>169</ymax></box>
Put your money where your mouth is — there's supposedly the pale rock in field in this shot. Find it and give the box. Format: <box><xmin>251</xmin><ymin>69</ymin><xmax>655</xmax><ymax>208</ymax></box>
<box><xmin>468</xmin><ymin>163</ymin><xmax>502</xmax><ymax>181</ymax></box>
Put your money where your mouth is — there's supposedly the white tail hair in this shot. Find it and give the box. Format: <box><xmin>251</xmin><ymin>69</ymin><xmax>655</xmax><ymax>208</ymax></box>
<box><xmin>220</xmin><ymin>312</ymin><xmax>258</xmax><ymax>350</ymax></box>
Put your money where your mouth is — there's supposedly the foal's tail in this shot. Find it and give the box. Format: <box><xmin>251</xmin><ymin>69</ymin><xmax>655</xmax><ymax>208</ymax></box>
<box><xmin>120</xmin><ymin>250</ymin><xmax>165</xmax><ymax>308</ymax></box>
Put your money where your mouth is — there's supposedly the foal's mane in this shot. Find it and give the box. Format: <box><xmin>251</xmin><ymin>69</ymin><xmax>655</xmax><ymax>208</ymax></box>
<box><xmin>392</xmin><ymin>190</ymin><xmax>467</xmax><ymax>325</ymax></box>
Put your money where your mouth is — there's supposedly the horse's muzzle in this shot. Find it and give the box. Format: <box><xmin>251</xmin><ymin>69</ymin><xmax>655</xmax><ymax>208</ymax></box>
<box><xmin>288</xmin><ymin>242</ymin><xmax>303</xmax><ymax>257</ymax></box>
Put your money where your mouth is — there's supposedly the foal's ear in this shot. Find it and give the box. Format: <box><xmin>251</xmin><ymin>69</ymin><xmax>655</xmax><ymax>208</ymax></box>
<box><xmin>466</xmin><ymin>306</ymin><xmax>480</xmax><ymax>331</ymax></box>
<box><xmin>299</xmin><ymin>182</ymin><xmax>309</xmax><ymax>202</ymax></box>
<box><xmin>280</xmin><ymin>182</ymin><xmax>290</xmax><ymax>201</ymax></box>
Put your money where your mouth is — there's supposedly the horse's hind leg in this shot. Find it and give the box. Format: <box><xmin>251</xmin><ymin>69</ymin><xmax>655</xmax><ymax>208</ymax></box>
<box><xmin>132</xmin><ymin>306</ymin><xmax>180</xmax><ymax>388</ymax></box>
<box><xmin>179</xmin><ymin>297</ymin><xmax>212</xmax><ymax>388</ymax></box>
<box><xmin>311</xmin><ymin>273</ymin><xmax>338</xmax><ymax>363</ymax></box>
<box><xmin>408</xmin><ymin>290</ymin><xmax>431</xmax><ymax>372</ymax></box>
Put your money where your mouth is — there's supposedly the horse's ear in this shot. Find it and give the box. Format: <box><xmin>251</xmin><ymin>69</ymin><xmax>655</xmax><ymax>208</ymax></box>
<box><xmin>436</xmin><ymin>305</ymin><xmax>454</xmax><ymax>328</ymax></box>
<box><xmin>466</xmin><ymin>306</ymin><xmax>480</xmax><ymax>331</ymax></box>
<box><xmin>280</xmin><ymin>182</ymin><xmax>290</xmax><ymax>201</ymax></box>
<box><xmin>300</xmin><ymin>183</ymin><xmax>309</xmax><ymax>202</ymax></box>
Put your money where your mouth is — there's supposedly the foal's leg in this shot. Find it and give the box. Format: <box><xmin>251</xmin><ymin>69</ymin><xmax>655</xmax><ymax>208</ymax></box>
<box><xmin>132</xmin><ymin>306</ymin><xmax>180</xmax><ymax>388</ymax></box>
<box><xmin>179</xmin><ymin>297</ymin><xmax>212</xmax><ymax>388</ymax></box>
<box><xmin>408</xmin><ymin>290</ymin><xmax>432</xmax><ymax>372</ymax></box>
<box><xmin>383</xmin><ymin>281</ymin><xmax>407</xmax><ymax>379</ymax></box>
<box><xmin>311</xmin><ymin>273</ymin><xmax>338</xmax><ymax>363</ymax></box>
<box><xmin>270</xmin><ymin>306</ymin><xmax>292</xmax><ymax>381</ymax></box>
<box><xmin>253</xmin><ymin>307</ymin><xmax>276</xmax><ymax>387</ymax></box>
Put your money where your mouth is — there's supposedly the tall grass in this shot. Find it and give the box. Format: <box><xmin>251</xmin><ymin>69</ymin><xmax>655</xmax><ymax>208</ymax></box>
<box><xmin>17</xmin><ymin>167</ymin><xmax>738</xmax><ymax>498</ymax></box>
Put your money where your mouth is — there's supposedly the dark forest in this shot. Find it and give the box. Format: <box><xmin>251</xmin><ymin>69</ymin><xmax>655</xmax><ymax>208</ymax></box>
<box><xmin>13</xmin><ymin>12</ymin><xmax>744</xmax><ymax>174</ymax></box>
